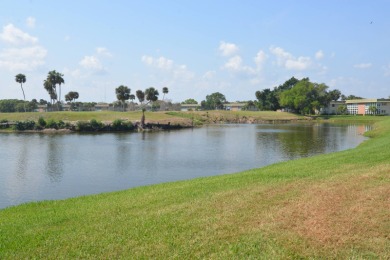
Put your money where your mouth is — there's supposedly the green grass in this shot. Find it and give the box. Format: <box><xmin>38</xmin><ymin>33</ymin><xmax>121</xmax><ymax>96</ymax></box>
<box><xmin>0</xmin><ymin>117</ymin><xmax>389</xmax><ymax>258</ymax></box>
<box><xmin>316</xmin><ymin>114</ymin><xmax>386</xmax><ymax>123</ymax></box>
<box><xmin>0</xmin><ymin>110</ymin><xmax>303</xmax><ymax>129</ymax></box>
<box><xmin>0</xmin><ymin>111</ymin><xmax>177</xmax><ymax>122</ymax></box>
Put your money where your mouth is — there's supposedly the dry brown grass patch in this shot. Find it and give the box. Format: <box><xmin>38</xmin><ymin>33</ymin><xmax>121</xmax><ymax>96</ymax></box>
<box><xmin>271</xmin><ymin>164</ymin><xmax>389</xmax><ymax>252</ymax></box>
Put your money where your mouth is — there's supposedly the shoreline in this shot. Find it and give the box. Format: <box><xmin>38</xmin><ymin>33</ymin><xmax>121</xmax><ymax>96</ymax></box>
<box><xmin>0</xmin><ymin>118</ymin><xmax>389</xmax><ymax>258</ymax></box>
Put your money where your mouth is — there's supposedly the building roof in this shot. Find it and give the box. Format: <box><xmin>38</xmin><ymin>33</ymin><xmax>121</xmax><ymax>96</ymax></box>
<box><xmin>345</xmin><ymin>98</ymin><xmax>390</xmax><ymax>104</ymax></box>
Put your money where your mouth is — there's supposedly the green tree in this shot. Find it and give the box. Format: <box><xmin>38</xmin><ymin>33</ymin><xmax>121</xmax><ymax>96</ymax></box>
<box><xmin>337</xmin><ymin>105</ymin><xmax>347</xmax><ymax>115</ymax></box>
<box><xmin>44</xmin><ymin>70</ymin><xmax>64</xmax><ymax>110</ymax></box>
<box><xmin>136</xmin><ymin>87</ymin><xmax>159</xmax><ymax>126</ymax></box>
<box><xmin>254</xmin><ymin>77</ymin><xmax>300</xmax><ymax>111</ymax></box>
<box><xmin>201</xmin><ymin>92</ymin><xmax>226</xmax><ymax>110</ymax></box>
<box><xmin>327</xmin><ymin>89</ymin><xmax>341</xmax><ymax>101</ymax></box>
<box><xmin>136</xmin><ymin>90</ymin><xmax>145</xmax><ymax>103</ymax></box>
<box><xmin>115</xmin><ymin>85</ymin><xmax>131</xmax><ymax>111</ymax></box>
<box><xmin>129</xmin><ymin>94</ymin><xmax>135</xmax><ymax>102</ymax></box>
<box><xmin>15</xmin><ymin>74</ymin><xmax>26</xmax><ymax>106</ymax></box>
<box><xmin>279</xmin><ymin>79</ymin><xmax>330</xmax><ymax>115</ymax></box>
<box><xmin>162</xmin><ymin>87</ymin><xmax>169</xmax><ymax>100</ymax></box>
<box><xmin>65</xmin><ymin>91</ymin><xmax>79</xmax><ymax>102</ymax></box>
<box><xmin>255</xmin><ymin>88</ymin><xmax>278</xmax><ymax>110</ymax></box>
<box><xmin>368</xmin><ymin>105</ymin><xmax>378</xmax><ymax>115</ymax></box>
<box><xmin>181</xmin><ymin>98</ymin><xmax>198</xmax><ymax>104</ymax></box>
<box><xmin>341</xmin><ymin>94</ymin><xmax>364</xmax><ymax>101</ymax></box>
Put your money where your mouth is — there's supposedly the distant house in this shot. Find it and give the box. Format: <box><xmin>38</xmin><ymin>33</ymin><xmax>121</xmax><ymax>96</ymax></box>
<box><xmin>35</xmin><ymin>104</ymin><xmax>48</xmax><ymax>112</ymax></box>
<box><xmin>95</xmin><ymin>103</ymin><xmax>110</xmax><ymax>111</ymax></box>
<box><xmin>225</xmin><ymin>103</ymin><xmax>259</xmax><ymax>111</ymax></box>
<box><xmin>321</xmin><ymin>101</ymin><xmax>346</xmax><ymax>115</ymax></box>
<box><xmin>346</xmin><ymin>99</ymin><xmax>390</xmax><ymax>115</ymax></box>
<box><xmin>62</xmin><ymin>104</ymin><xmax>71</xmax><ymax>111</ymax></box>
<box><xmin>180</xmin><ymin>104</ymin><xmax>200</xmax><ymax>111</ymax></box>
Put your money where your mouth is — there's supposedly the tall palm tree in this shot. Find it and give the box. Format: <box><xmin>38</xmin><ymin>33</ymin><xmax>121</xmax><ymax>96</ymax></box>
<box><xmin>15</xmin><ymin>74</ymin><xmax>26</xmax><ymax>112</ymax></box>
<box><xmin>115</xmin><ymin>85</ymin><xmax>131</xmax><ymax>111</ymax></box>
<box><xmin>162</xmin><ymin>87</ymin><xmax>168</xmax><ymax>100</ymax></box>
<box><xmin>44</xmin><ymin>79</ymin><xmax>56</xmax><ymax>105</ymax></box>
<box><xmin>46</xmin><ymin>70</ymin><xmax>64</xmax><ymax>110</ymax></box>
<box><xmin>145</xmin><ymin>87</ymin><xmax>159</xmax><ymax>103</ymax></box>
<box><xmin>137</xmin><ymin>87</ymin><xmax>159</xmax><ymax>127</ymax></box>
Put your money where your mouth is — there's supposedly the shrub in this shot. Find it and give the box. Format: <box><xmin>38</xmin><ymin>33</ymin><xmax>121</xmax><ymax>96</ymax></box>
<box><xmin>0</xmin><ymin>119</ymin><xmax>9</xmax><ymax>129</ymax></box>
<box><xmin>38</xmin><ymin>117</ymin><xmax>47</xmax><ymax>127</ymax></box>
<box><xmin>46</xmin><ymin>119</ymin><xmax>58</xmax><ymax>129</ymax></box>
<box><xmin>58</xmin><ymin>120</ymin><xmax>66</xmax><ymax>129</ymax></box>
<box><xmin>76</xmin><ymin>121</ymin><xmax>91</xmax><ymax>131</ymax></box>
<box><xmin>111</xmin><ymin>119</ymin><xmax>134</xmax><ymax>131</ymax></box>
<box><xmin>90</xmin><ymin>119</ymin><xmax>103</xmax><ymax>131</ymax></box>
<box><xmin>76</xmin><ymin>119</ymin><xmax>104</xmax><ymax>132</ymax></box>
<box><xmin>12</xmin><ymin>120</ymin><xmax>36</xmax><ymax>131</ymax></box>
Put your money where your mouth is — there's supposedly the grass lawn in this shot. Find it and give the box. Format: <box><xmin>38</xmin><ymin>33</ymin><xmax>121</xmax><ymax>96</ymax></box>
<box><xmin>0</xmin><ymin>110</ymin><xmax>302</xmax><ymax>129</ymax></box>
<box><xmin>0</xmin><ymin>116</ymin><xmax>389</xmax><ymax>258</ymax></box>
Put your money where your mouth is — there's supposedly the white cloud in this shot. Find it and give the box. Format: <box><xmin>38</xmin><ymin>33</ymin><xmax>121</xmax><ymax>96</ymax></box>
<box><xmin>142</xmin><ymin>55</ymin><xmax>173</xmax><ymax>70</ymax></box>
<box><xmin>354</xmin><ymin>63</ymin><xmax>372</xmax><ymax>69</ymax></box>
<box><xmin>254</xmin><ymin>50</ymin><xmax>267</xmax><ymax>69</ymax></box>
<box><xmin>0</xmin><ymin>24</ymin><xmax>38</xmax><ymax>45</ymax></box>
<box><xmin>269</xmin><ymin>46</ymin><xmax>292</xmax><ymax>66</ymax></box>
<box><xmin>79</xmin><ymin>56</ymin><xmax>104</xmax><ymax>71</ymax></box>
<box><xmin>96</xmin><ymin>47</ymin><xmax>112</xmax><ymax>57</ymax></box>
<box><xmin>269</xmin><ymin>46</ymin><xmax>312</xmax><ymax>71</ymax></box>
<box><xmin>141</xmin><ymin>54</ymin><xmax>194</xmax><ymax>84</ymax></box>
<box><xmin>219</xmin><ymin>41</ymin><xmax>239</xmax><ymax>57</ymax></box>
<box><xmin>0</xmin><ymin>46</ymin><xmax>47</xmax><ymax>71</ymax></box>
<box><xmin>285</xmin><ymin>56</ymin><xmax>311</xmax><ymax>70</ymax></box>
<box><xmin>224</xmin><ymin>55</ymin><xmax>243</xmax><ymax>71</ymax></box>
<box><xmin>173</xmin><ymin>65</ymin><xmax>194</xmax><ymax>81</ymax></box>
<box><xmin>203</xmin><ymin>70</ymin><xmax>216</xmax><ymax>79</ymax></box>
<box><xmin>26</xmin><ymin>17</ymin><xmax>36</xmax><ymax>28</ymax></box>
<box><xmin>315</xmin><ymin>50</ymin><xmax>324</xmax><ymax>60</ymax></box>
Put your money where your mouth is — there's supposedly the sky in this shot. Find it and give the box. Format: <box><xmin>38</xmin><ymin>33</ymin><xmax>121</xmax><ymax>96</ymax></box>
<box><xmin>0</xmin><ymin>1</ymin><xmax>389</xmax><ymax>103</ymax></box>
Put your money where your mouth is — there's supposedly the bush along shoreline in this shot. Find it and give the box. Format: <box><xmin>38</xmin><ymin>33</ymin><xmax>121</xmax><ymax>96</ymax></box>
<box><xmin>0</xmin><ymin>117</ymin><xmax>187</xmax><ymax>133</ymax></box>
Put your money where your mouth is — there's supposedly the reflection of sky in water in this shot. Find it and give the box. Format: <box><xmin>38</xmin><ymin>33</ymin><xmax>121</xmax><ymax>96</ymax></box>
<box><xmin>0</xmin><ymin>123</ymin><xmax>369</xmax><ymax>209</ymax></box>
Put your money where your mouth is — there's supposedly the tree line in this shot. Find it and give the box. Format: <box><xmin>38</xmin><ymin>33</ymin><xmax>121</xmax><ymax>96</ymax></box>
<box><xmin>7</xmin><ymin>71</ymin><xmax>371</xmax><ymax>115</ymax></box>
<box><xmin>182</xmin><ymin>77</ymin><xmax>367</xmax><ymax>114</ymax></box>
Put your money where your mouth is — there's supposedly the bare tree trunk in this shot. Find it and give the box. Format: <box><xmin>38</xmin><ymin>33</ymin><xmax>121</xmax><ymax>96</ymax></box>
<box><xmin>141</xmin><ymin>109</ymin><xmax>145</xmax><ymax>127</ymax></box>
<box><xmin>20</xmin><ymin>83</ymin><xmax>26</xmax><ymax>112</ymax></box>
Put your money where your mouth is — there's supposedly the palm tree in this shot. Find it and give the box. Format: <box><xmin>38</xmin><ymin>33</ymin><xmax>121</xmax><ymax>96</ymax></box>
<box><xmin>145</xmin><ymin>87</ymin><xmax>159</xmax><ymax>103</ymax></box>
<box><xmin>65</xmin><ymin>91</ymin><xmax>79</xmax><ymax>102</ymax></box>
<box><xmin>129</xmin><ymin>94</ymin><xmax>135</xmax><ymax>102</ymax></box>
<box><xmin>47</xmin><ymin>70</ymin><xmax>65</xmax><ymax>108</ymax></box>
<box><xmin>115</xmin><ymin>85</ymin><xmax>131</xmax><ymax>111</ymax></box>
<box><xmin>136</xmin><ymin>87</ymin><xmax>159</xmax><ymax>127</ymax></box>
<box><xmin>44</xmin><ymin>79</ymin><xmax>54</xmax><ymax>105</ymax></box>
<box><xmin>162</xmin><ymin>87</ymin><xmax>169</xmax><ymax>100</ymax></box>
<box><xmin>15</xmin><ymin>74</ymin><xmax>26</xmax><ymax>112</ymax></box>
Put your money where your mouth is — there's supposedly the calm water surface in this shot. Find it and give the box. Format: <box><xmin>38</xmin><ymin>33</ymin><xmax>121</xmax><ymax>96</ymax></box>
<box><xmin>0</xmin><ymin>123</ymin><xmax>370</xmax><ymax>209</ymax></box>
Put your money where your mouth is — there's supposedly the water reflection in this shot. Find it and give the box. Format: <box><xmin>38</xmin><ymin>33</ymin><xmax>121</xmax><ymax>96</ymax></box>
<box><xmin>45</xmin><ymin>135</ymin><xmax>64</xmax><ymax>182</ymax></box>
<box><xmin>0</xmin><ymin>123</ymin><xmax>369</xmax><ymax>209</ymax></box>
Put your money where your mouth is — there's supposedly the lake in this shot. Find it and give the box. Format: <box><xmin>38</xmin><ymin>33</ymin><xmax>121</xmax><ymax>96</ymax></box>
<box><xmin>0</xmin><ymin>123</ymin><xmax>370</xmax><ymax>209</ymax></box>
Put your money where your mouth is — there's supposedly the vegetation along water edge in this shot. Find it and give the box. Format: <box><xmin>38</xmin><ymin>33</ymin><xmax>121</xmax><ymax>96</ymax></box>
<box><xmin>0</xmin><ymin>116</ymin><xmax>389</xmax><ymax>258</ymax></box>
<box><xmin>0</xmin><ymin>110</ymin><xmax>307</xmax><ymax>133</ymax></box>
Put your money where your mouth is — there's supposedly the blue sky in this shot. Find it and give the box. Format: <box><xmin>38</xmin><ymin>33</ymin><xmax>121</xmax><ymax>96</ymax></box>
<box><xmin>1</xmin><ymin>1</ymin><xmax>389</xmax><ymax>103</ymax></box>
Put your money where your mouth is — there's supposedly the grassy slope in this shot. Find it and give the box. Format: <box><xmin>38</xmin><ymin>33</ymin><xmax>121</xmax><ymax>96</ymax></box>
<box><xmin>0</xmin><ymin>110</ymin><xmax>301</xmax><ymax>127</ymax></box>
<box><xmin>0</xmin><ymin>111</ymin><xmax>183</xmax><ymax>123</ymax></box>
<box><xmin>0</xmin><ymin>117</ymin><xmax>389</xmax><ymax>258</ymax></box>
